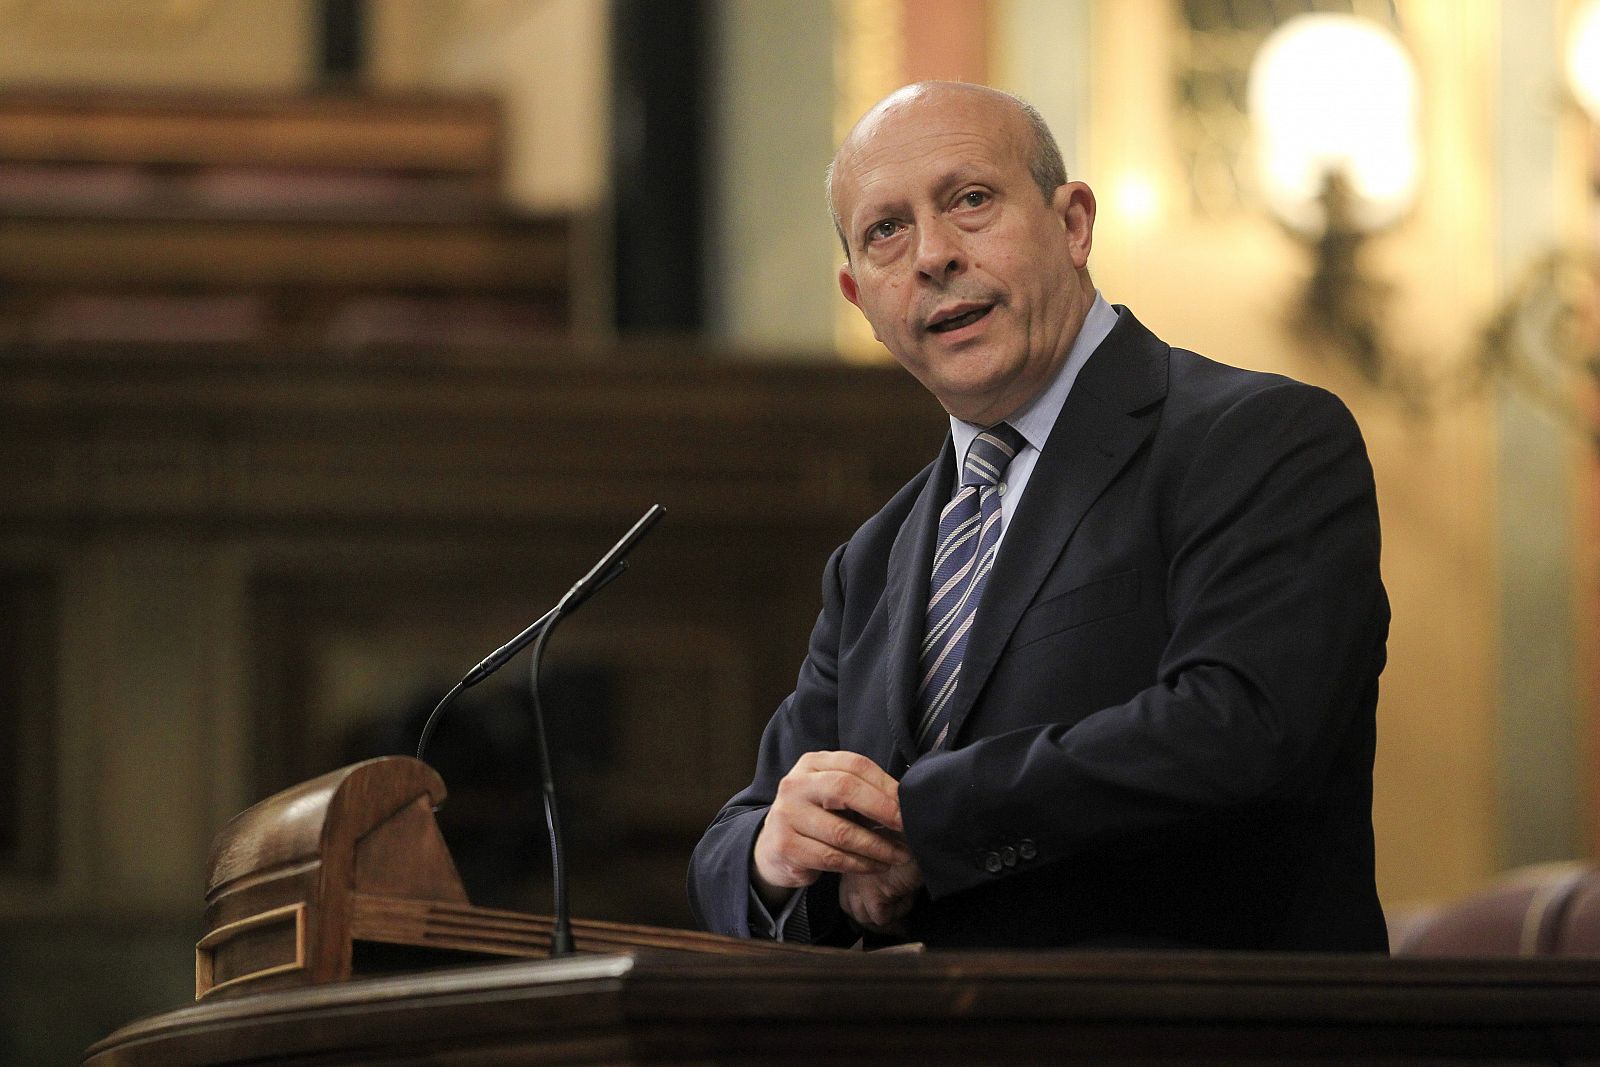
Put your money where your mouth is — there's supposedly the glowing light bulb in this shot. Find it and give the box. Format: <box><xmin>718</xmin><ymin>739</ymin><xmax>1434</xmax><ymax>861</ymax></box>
<box><xmin>1112</xmin><ymin>171</ymin><xmax>1160</xmax><ymax>229</ymax></box>
<box><xmin>1568</xmin><ymin>0</ymin><xmax>1600</xmax><ymax>124</ymax></box>
<box><xmin>1248</xmin><ymin>13</ymin><xmax>1421</xmax><ymax>234</ymax></box>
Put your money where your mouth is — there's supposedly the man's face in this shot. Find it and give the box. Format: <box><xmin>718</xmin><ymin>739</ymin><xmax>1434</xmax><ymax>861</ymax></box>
<box><xmin>832</xmin><ymin>88</ymin><xmax>1095</xmax><ymax>426</ymax></box>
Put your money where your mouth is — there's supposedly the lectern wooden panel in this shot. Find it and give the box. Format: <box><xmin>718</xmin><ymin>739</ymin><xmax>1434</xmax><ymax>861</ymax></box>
<box><xmin>196</xmin><ymin>756</ymin><xmax>818</xmax><ymax>1000</ymax></box>
<box><xmin>87</xmin><ymin>950</ymin><xmax>1600</xmax><ymax>1065</ymax></box>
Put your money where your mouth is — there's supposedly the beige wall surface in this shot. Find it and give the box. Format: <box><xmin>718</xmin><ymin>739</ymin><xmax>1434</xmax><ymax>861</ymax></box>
<box><xmin>368</xmin><ymin>0</ymin><xmax>611</xmax><ymax>214</ymax></box>
<box><xmin>706</xmin><ymin>0</ymin><xmax>839</xmax><ymax>354</ymax></box>
<box><xmin>0</xmin><ymin>0</ymin><xmax>312</xmax><ymax>90</ymax></box>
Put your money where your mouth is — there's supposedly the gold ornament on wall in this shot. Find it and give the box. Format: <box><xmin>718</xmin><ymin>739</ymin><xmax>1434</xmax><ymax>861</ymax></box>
<box><xmin>1243</xmin><ymin>4</ymin><xmax>1600</xmax><ymax>445</ymax></box>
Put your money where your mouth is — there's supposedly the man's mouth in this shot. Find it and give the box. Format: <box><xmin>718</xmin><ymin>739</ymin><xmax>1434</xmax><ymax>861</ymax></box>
<box><xmin>927</xmin><ymin>304</ymin><xmax>994</xmax><ymax>333</ymax></box>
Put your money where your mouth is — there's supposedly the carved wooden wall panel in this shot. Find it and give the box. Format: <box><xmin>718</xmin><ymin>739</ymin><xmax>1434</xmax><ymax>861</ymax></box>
<box><xmin>0</xmin><ymin>345</ymin><xmax>944</xmax><ymax>927</ymax></box>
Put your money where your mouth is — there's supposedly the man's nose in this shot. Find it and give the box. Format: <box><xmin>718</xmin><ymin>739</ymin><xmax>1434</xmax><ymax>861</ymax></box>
<box><xmin>913</xmin><ymin>219</ymin><xmax>965</xmax><ymax>281</ymax></box>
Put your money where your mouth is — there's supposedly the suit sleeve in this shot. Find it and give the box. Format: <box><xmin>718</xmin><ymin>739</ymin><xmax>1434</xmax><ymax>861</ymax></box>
<box><xmin>686</xmin><ymin>544</ymin><xmax>858</xmax><ymax>944</ymax></box>
<box><xmin>898</xmin><ymin>383</ymin><xmax>1389</xmax><ymax>899</ymax></box>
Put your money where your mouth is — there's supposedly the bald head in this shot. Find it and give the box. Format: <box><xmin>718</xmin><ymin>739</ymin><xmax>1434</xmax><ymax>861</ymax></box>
<box><xmin>827</xmin><ymin>82</ymin><xmax>1068</xmax><ymax>258</ymax></box>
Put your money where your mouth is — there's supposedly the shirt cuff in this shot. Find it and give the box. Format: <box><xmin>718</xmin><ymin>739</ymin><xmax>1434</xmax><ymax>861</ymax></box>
<box><xmin>747</xmin><ymin>883</ymin><xmax>809</xmax><ymax>942</ymax></box>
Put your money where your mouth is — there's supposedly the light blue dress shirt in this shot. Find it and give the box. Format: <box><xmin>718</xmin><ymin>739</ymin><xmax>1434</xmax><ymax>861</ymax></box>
<box><xmin>946</xmin><ymin>292</ymin><xmax>1118</xmax><ymax>540</ymax></box>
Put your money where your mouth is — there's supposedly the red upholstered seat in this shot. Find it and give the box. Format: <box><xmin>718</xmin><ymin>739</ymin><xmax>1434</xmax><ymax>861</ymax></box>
<box><xmin>1392</xmin><ymin>862</ymin><xmax>1598</xmax><ymax>957</ymax></box>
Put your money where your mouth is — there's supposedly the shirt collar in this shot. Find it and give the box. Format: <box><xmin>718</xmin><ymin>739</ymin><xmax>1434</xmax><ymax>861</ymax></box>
<box><xmin>950</xmin><ymin>290</ymin><xmax>1119</xmax><ymax>463</ymax></box>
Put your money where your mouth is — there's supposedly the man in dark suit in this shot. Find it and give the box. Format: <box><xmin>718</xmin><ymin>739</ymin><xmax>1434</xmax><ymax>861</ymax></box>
<box><xmin>688</xmin><ymin>82</ymin><xmax>1389</xmax><ymax>951</ymax></box>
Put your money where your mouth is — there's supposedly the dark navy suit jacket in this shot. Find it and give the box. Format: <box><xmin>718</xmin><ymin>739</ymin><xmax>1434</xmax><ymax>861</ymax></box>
<box><xmin>688</xmin><ymin>309</ymin><xmax>1390</xmax><ymax>951</ymax></box>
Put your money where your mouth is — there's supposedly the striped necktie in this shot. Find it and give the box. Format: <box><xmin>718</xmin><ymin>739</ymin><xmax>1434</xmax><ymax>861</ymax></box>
<box><xmin>915</xmin><ymin>423</ymin><xmax>1026</xmax><ymax>752</ymax></box>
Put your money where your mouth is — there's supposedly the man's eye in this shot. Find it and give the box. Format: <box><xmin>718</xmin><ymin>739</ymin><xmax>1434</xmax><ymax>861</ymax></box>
<box><xmin>959</xmin><ymin>190</ymin><xmax>989</xmax><ymax>208</ymax></box>
<box><xmin>867</xmin><ymin>220</ymin><xmax>900</xmax><ymax>242</ymax></box>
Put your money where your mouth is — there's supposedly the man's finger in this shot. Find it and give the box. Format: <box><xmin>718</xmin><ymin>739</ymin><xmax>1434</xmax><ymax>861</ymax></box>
<box><xmin>755</xmin><ymin>751</ymin><xmax>908</xmax><ymax>897</ymax></box>
<box><xmin>783</xmin><ymin>760</ymin><xmax>903</xmax><ymax>831</ymax></box>
<box><xmin>780</xmin><ymin>831</ymin><xmax>893</xmax><ymax>877</ymax></box>
<box><xmin>840</xmin><ymin>878</ymin><xmax>912</xmax><ymax>930</ymax></box>
<box><xmin>796</xmin><ymin>750</ymin><xmax>902</xmax><ymax>797</ymax></box>
<box><xmin>813</xmin><ymin>770</ymin><xmax>902</xmax><ymax>829</ymax></box>
<box><xmin>798</xmin><ymin>750</ymin><xmax>901</xmax><ymax>790</ymax></box>
<box><xmin>787</xmin><ymin>805</ymin><xmax>911</xmax><ymax>866</ymax></box>
<box><xmin>756</xmin><ymin>814</ymin><xmax>897</xmax><ymax>890</ymax></box>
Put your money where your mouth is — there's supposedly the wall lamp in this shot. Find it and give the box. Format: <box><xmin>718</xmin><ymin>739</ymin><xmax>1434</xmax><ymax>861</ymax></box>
<box><xmin>1247</xmin><ymin>7</ymin><xmax>1600</xmax><ymax>443</ymax></box>
<box><xmin>1247</xmin><ymin>12</ymin><xmax>1426</xmax><ymax>407</ymax></box>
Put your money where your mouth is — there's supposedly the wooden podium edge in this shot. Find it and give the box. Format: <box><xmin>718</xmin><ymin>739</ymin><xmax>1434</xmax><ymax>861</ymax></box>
<box><xmin>86</xmin><ymin>951</ymin><xmax>1600</xmax><ymax>1067</ymax></box>
<box><xmin>345</xmin><ymin>893</ymin><xmax>839</xmax><ymax>960</ymax></box>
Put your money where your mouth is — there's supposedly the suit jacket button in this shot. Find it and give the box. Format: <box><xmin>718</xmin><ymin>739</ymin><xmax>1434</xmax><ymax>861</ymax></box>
<box><xmin>1000</xmin><ymin>846</ymin><xmax>1017</xmax><ymax>868</ymax></box>
<box><xmin>983</xmin><ymin>851</ymin><xmax>1003</xmax><ymax>873</ymax></box>
<box><xmin>1018</xmin><ymin>839</ymin><xmax>1037</xmax><ymax>861</ymax></box>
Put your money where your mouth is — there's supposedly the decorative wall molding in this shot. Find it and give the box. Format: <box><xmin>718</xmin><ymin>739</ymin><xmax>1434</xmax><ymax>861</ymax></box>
<box><xmin>0</xmin><ymin>345</ymin><xmax>945</xmax><ymax>929</ymax></box>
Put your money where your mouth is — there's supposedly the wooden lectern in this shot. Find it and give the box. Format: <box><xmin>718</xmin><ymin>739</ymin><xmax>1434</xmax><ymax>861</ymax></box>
<box><xmin>195</xmin><ymin>755</ymin><xmax>820</xmax><ymax>1000</ymax></box>
<box><xmin>85</xmin><ymin>756</ymin><xmax>1600</xmax><ymax>1065</ymax></box>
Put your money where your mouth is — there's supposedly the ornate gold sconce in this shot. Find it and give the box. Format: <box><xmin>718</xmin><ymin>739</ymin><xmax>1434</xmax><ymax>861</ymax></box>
<box><xmin>1246</xmin><ymin>6</ymin><xmax>1600</xmax><ymax>443</ymax></box>
<box><xmin>1472</xmin><ymin>0</ymin><xmax>1600</xmax><ymax>447</ymax></box>
<box><xmin>1473</xmin><ymin>0</ymin><xmax>1600</xmax><ymax>449</ymax></box>
<box><xmin>1247</xmin><ymin>12</ymin><xmax>1430</xmax><ymax>409</ymax></box>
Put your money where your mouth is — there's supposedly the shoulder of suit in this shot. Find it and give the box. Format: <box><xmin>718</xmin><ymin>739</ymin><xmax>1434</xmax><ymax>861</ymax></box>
<box><xmin>1165</xmin><ymin>346</ymin><xmax>1349</xmax><ymax>413</ymax></box>
<box><xmin>1155</xmin><ymin>348</ymin><xmax>1364</xmax><ymax>455</ymax></box>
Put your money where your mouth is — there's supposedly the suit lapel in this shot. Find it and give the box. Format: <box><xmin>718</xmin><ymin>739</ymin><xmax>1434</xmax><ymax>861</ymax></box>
<box><xmin>881</xmin><ymin>434</ymin><xmax>956</xmax><ymax>773</ymax></box>
<box><xmin>940</xmin><ymin>309</ymin><xmax>1170</xmax><ymax>747</ymax></box>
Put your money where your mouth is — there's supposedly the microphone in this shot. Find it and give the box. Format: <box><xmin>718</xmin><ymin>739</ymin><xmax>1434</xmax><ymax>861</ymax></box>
<box><xmin>415</xmin><ymin>504</ymin><xmax>664</xmax><ymax>764</ymax></box>
<box><xmin>527</xmin><ymin>504</ymin><xmax>663</xmax><ymax>956</ymax></box>
<box><xmin>460</xmin><ymin>561</ymin><xmax>628</xmax><ymax>689</ymax></box>
<box><xmin>414</xmin><ymin>504</ymin><xmax>664</xmax><ymax>958</ymax></box>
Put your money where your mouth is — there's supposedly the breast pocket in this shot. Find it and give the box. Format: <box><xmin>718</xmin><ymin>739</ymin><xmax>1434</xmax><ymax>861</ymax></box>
<box><xmin>1009</xmin><ymin>568</ymin><xmax>1141</xmax><ymax>651</ymax></box>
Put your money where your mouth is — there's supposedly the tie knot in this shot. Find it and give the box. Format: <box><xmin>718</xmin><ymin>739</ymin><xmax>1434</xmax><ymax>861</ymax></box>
<box><xmin>961</xmin><ymin>423</ymin><xmax>1026</xmax><ymax>488</ymax></box>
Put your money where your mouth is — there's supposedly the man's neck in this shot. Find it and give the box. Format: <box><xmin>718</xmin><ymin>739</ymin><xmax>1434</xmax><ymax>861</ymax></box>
<box><xmin>950</xmin><ymin>291</ymin><xmax>1118</xmax><ymax>449</ymax></box>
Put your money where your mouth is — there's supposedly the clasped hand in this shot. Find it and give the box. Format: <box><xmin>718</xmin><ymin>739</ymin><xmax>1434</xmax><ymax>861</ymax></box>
<box><xmin>751</xmin><ymin>750</ymin><xmax>923</xmax><ymax>934</ymax></box>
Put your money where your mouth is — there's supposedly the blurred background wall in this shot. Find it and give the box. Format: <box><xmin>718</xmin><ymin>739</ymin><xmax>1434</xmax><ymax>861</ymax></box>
<box><xmin>0</xmin><ymin>0</ymin><xmax>1596</xmax><ymax>1061</ymax></box>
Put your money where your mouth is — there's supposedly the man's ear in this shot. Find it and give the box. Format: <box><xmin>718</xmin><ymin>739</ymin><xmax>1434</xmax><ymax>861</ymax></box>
<box><xmin>838</xmin><ymin>263</ymin><xmax>861</xmax><ymax>309</ymax></box>
<box><xmin>1054</xmin><ymin>180</ymin><xmax>1096</xmax><ymax>270</ymax></box>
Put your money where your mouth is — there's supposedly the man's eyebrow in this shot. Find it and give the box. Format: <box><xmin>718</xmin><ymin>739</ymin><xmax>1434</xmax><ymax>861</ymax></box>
<box><xmin>924</xmin><ymin>165</ymin><xmax>999</xmax><ymax>209</ymax></box>
<box><xmin>855</xmin><ymin>165</ymin><xmax>990</xmax><ymax>220</ymax></box>
<box><xmin>937</xmin><ymin>162</ymin><xmax>1001</xmax><ymax>193</ymax></box>
<box><xmin>848</xmin><ymin>193</ymin><xmax>900</xmax><ymax>247</ymax></box>
<box><xmin>936</xmin><ymin>164</ymin><xmax>978</xmax><ymax>186</ymax></box>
